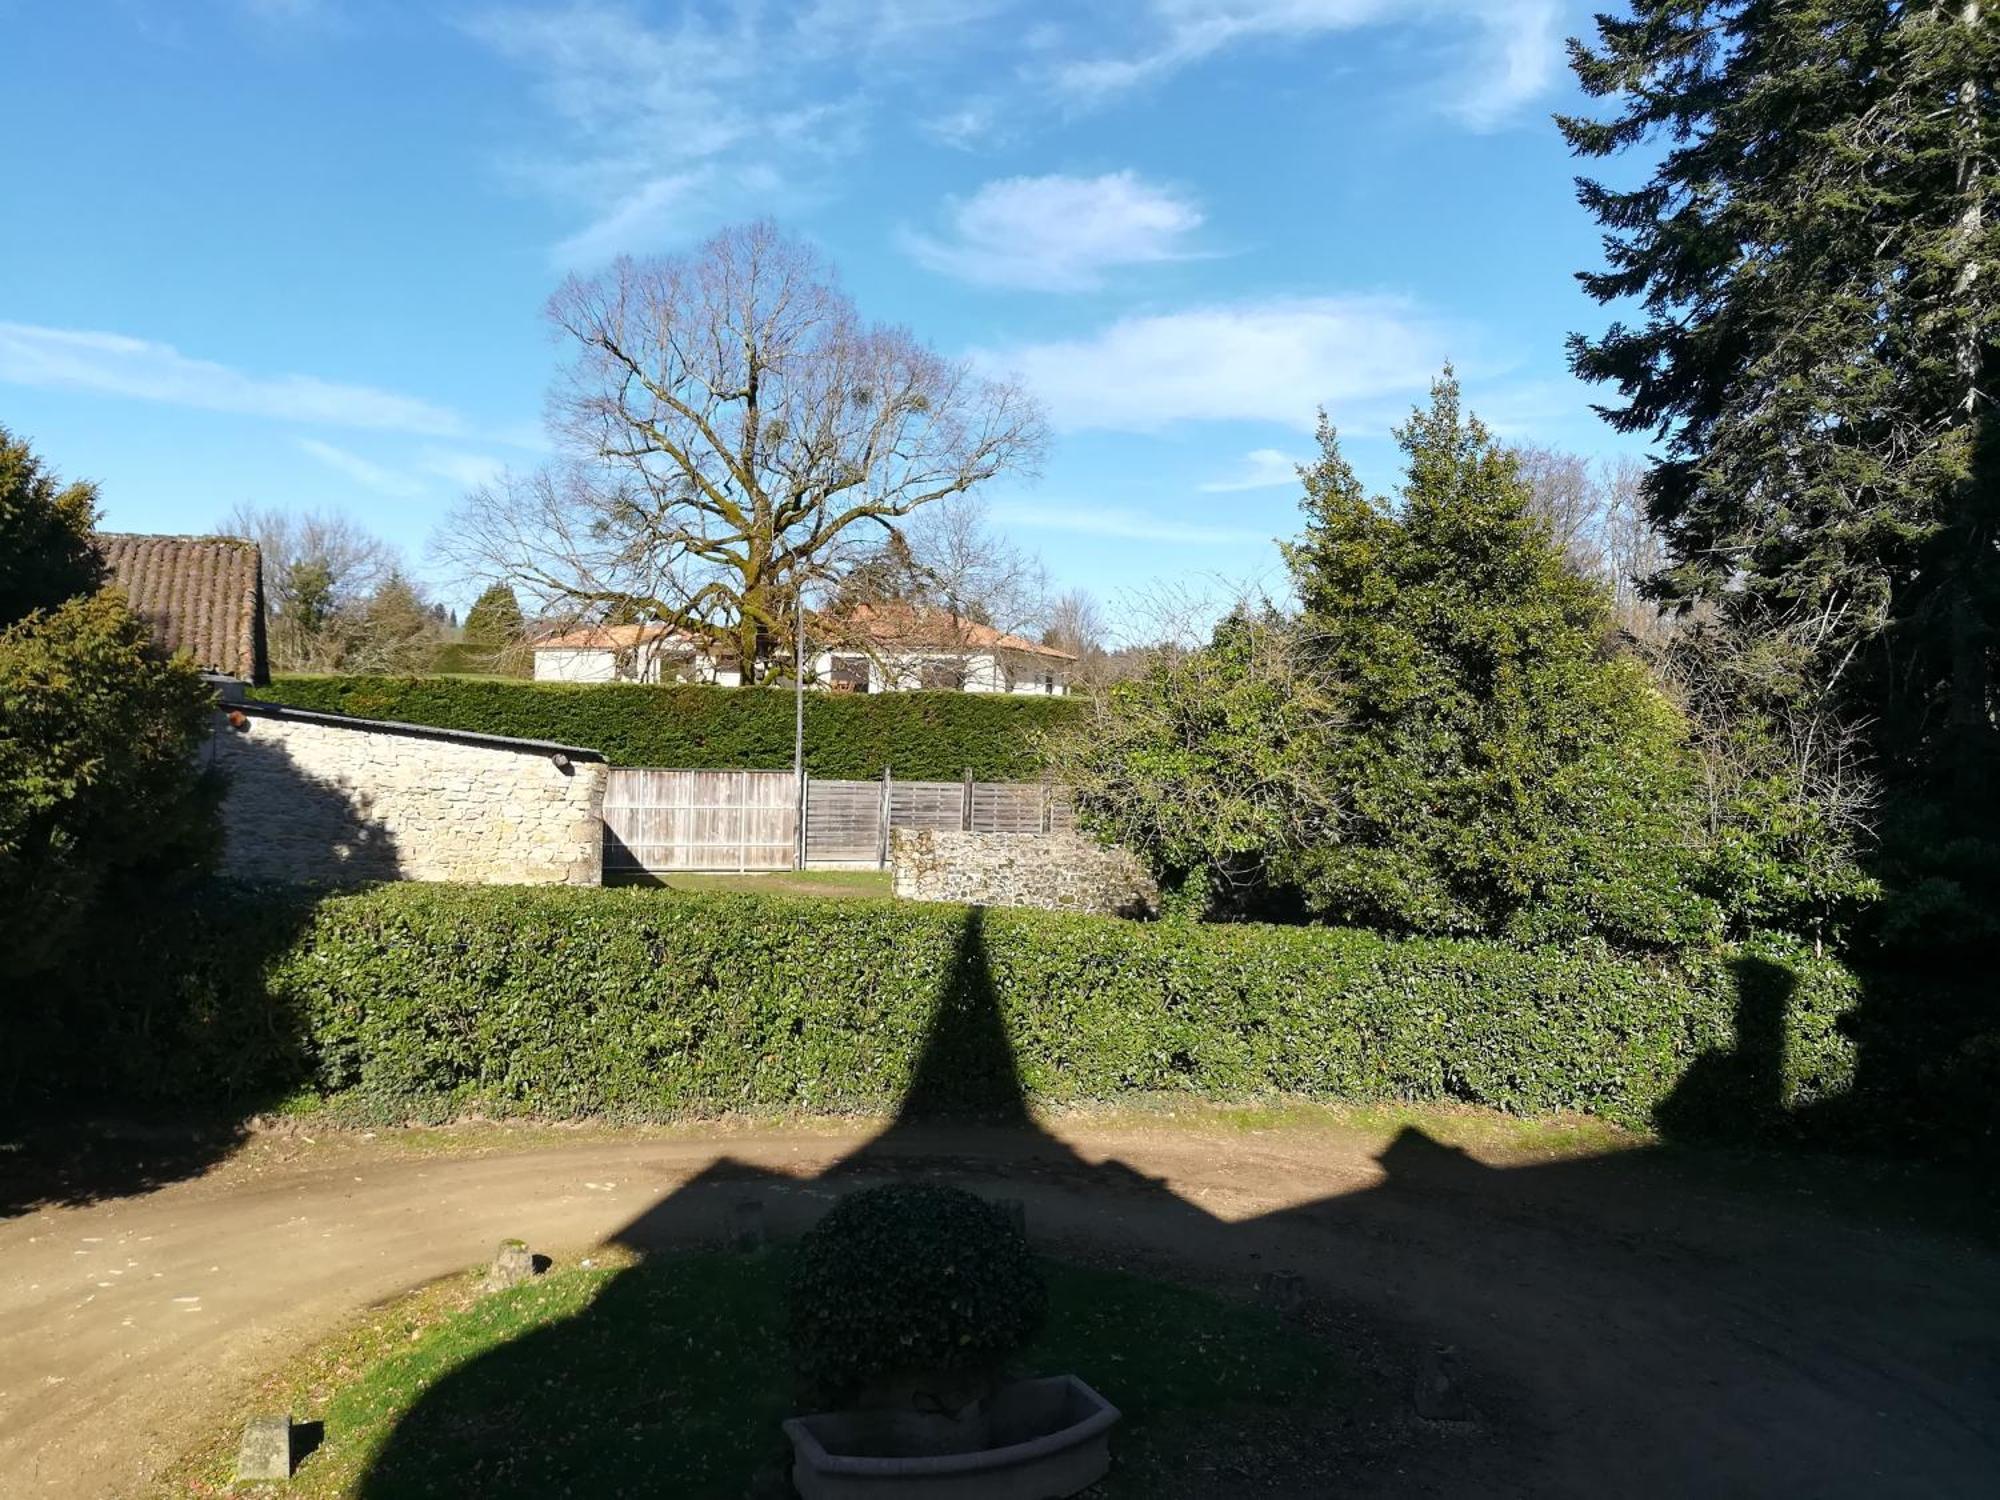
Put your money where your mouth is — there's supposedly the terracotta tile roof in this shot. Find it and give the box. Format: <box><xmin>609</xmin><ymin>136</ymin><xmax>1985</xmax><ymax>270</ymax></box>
<box><xmin>836</xmin><ymin>603</ymin><xmax>1076</xmax><ymax>661</ymax></box>
<box><xmin>533</xmin><ymin>622</ymin><xmax>701</xmax><ymax>651</ymax></box>
<box><xmin>532</xmin><ymin>608</ymin><xmax>1074</xmax><ymax>663</ymax></box>
<box><xmin>96</xmin><ymin>533</ymin><xmax>268</xmax><ymax>683</ymax></box>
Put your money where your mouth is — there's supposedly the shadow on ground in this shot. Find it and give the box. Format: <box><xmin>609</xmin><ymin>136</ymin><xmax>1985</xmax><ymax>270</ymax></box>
<box><xmin>0</xmin><ymin>723</ymin><xmax>401</xmax><ymax>1219</ymax></box>
<box><xmin>350</xmin><ymin>909</ymin><xmax>2000</xmax><ymax>1499</ymax></box>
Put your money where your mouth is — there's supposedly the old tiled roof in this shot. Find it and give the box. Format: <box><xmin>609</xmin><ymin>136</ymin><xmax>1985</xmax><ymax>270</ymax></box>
<box><xmin>97</xmin><ymin>533</ymin><xmax>268</xmax><ymax>683</ymax></box>
<box><xmin>532</xmin><ymin>621</ymin><xmax>743</xmax><ymax>662</ymax></box>
<box><xmin>836</xmin><ymin>603</ymin><xmax>1076</xmax><ymax>661</ymax></box>
<box><xmin>533</xmin><ymin>608</ymin><xmax>1075</xmax><ymax>662</ymax></box>
<box><xmin>533</xmin><ymin>622</ymin><xmax>700</xmax><ymax>651</ymax></box>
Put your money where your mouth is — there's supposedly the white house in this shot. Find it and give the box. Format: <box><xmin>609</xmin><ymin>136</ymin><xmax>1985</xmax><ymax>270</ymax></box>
<box><xmin>530</xmin><ymin>623</ymin><xmax>743</xmax><ymax>685</ymax></box>
<box><xmin>813</xmin><ymin>605</ymin><xmax>1074</xmax><ymax>695</ymax></box>
<box><xmin>531</xmin><ymin>609</ymin><xmax>1073</xmax><ymax>694</ymax></box>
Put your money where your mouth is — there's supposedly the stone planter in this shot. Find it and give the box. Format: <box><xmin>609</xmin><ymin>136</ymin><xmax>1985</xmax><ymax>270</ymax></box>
<box><xmin>783</xmin><ymin>1375</ymin><xmax>1119</xmax><ymax>1500</ymax></box>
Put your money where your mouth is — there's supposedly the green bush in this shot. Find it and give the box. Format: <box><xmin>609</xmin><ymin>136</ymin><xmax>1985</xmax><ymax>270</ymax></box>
<box><xmin>44</xmin><ymin>881</ymin><xmax>1863</xmax><ymax>1138</ymax></box>
<box><xmin>787</xmin><ymin>1183</ymin><xmax>1046</xmax><ymax>1404</ymax></box>
<box><xmin>254</xmin><ymin>676</ymin><xmax>1080</xmax><ymax>781</ymax></box>
<box><xmin>1</xmin><ymin>428</ymin><xmax>218</xmax><ymax>988</ymax></box>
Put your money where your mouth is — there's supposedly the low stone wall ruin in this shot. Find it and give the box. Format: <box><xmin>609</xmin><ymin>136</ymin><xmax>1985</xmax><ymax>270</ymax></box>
<box><xmin>891</xmin><ymin>827</ymin><xmax>1157</xmax><ymax>917</ymax></box>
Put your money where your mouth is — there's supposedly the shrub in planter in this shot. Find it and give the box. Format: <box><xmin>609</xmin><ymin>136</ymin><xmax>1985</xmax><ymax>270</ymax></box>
<box><xmin>787</xmin><ymin>1183</ymin><xmax>1047</xmax><ymax>1419</ymax></box>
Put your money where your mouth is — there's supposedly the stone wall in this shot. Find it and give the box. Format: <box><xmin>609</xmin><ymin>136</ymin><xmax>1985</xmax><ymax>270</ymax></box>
<box><xmin>212</xmin><ymin>704</ymin><xmax>607</xmax><ymax>885</ymax></box>
<box><xmin>891</xmin><ymin>828</ymin><xmax>1157</xmax><ymax>917</ymax></box>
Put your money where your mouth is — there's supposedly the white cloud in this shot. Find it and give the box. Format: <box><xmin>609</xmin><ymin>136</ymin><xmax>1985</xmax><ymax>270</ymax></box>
<box><xmin>551</xmin><ymin>171</ymin><xmax>714</xmax><ymax>268</ymax></box>
<box><xmin>297</xmin><ymin>439</ymin><xmax>426</xmax><ymax>498</ymax></box>
<box><xmin>420</xmin><ymin>449</ymin><xmax>509</xmax><ymax>490</ymax></box>
<box><xmin>0</xmin><ymin>322</ymin><xmax>466</xmax><ymax>435</ymax></box>
<box><xmin>1200</xmin><ymin>447</ymin><xmax>1300</xmax><ymax>492</ymax></box>
<box><xmin>468</xmin><ymin>3</ymin><xmax>785</xmax><ymax>265</ymax></box>
<box><xmin>469</xmin><ymin>0</ymin><xmax>1559</xmax><ymax>262</ymax></box>
<box><xmin>468</xmin><ymin>1</ymin><xmax>975</xmax><ymax>265</ymax></box>
<box><xmin>974</xmin><ymin>295</ymin><xmax>1459</xmax><ymax>432</ymax></box>
<box><xmin>1053</xmin><ymin>0</ymin><xmax>1562</xmax><ymax>131</ymax></box>
<box><xmin>992</xmin><ymin>501</ymin><xmax>1270</xmax><ymax>547</ymax></box>
<box><xmin>902</xmin><ymin>172</ymin><xmax>1204</xmax><ymax>291</ymax></box>
<box><xmin>920</xmin><ymin>100</ymin><xmax>1005</xmax><ymax>151</ymax></box>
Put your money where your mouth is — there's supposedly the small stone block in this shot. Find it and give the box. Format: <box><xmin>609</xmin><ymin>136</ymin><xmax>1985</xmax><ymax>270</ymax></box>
<box><xmin>731</xmin><ymin>1198</ymin><xmax>767</xmax><ymax>1249</ymax></box>
<box><xmin>1257</xmin><ymin>1270</ymin><xmax>1305</xmax><ymax>1314</ymax></box>
<box><xmin>486</xmin><ymin>1238</ymin><xmax>536</xmax><ymax>1290</ymax></box>
<box><xmin>236</xmin><ymin>1414</ymin><xmax>292</xmax><ymax>1482</ymax></box>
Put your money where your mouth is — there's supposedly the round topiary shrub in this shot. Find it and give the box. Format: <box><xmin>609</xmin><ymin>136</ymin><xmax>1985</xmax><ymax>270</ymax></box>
<box><xmin>787</xmin><ymin>1183</ymin><xmax>1048</xmax><ymax>1407</ymax></box>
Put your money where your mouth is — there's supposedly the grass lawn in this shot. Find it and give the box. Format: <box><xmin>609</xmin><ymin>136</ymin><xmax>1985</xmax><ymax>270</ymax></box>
<box><xmin>168</xmin><ymin>1250</ymin><xmax>1346</xmax><ymax>1499</ymax></box>
<box><xmin>623</xmin><ymin>868</ymin><xmax>894</xmax><ymax>900</ymax></box>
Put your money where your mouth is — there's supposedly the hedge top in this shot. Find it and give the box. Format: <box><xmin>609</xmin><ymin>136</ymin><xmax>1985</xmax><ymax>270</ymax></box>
<box><xmin>255</xmin><ymin>675</ymin><xmax>1081</xmax><ymax>782</ymax></box>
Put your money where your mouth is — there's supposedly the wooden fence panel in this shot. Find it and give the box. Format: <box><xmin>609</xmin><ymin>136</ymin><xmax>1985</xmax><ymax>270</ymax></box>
<box><xmin>805</xmin><ymin>778</ymin><xmax>885</xmax><ymax>865</ymax></box>
<box><xmin>603</xmin><ymin>768</ymin><xmax>797</xmax><ymax>873</ymax></box>
<box><xmin>890</xmin><ymin>780</ymin><xmax>965</xmax><ymax>832</ymax></box>
<box><xmin>970</xmin><ymin>781</ymin><xmax>1048</xmax><ymax>834</ymax></box>
<box><xmin>605</xmin><ymin>768</ymin><xmax>1078</xmax><ymax>873</ymax></box>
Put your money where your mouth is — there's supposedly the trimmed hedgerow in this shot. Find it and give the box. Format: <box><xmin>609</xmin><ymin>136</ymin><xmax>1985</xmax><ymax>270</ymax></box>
<box><xmin>253</xmin><ymin>676</ymin><xmax>1080</xmax><ymax>781</ymax></box>
<box><xmin>52</xmin><ymin>882</ymin><xmax>1859</xmax><ymax>1134</ymax></box>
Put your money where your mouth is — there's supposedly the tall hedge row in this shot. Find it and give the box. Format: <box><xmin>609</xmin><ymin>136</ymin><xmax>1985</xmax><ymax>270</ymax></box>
<box><xmin>253</xmin><ymin>676</ymin><xmax>1081</xmax><ymax>781</ymax></box>
<box><xmin>48</xmin><ymin>882</ymin><xmax>1860</xmax><ymax>1132</ymax></box>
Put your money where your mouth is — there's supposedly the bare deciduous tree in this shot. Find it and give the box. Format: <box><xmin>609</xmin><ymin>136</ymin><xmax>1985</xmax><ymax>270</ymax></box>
<box><xmin>1512</xmin><ymin>443</ymin><xmax>1607</xmax><ymax>577</ymax></box>
<box><xmin>1598</xmin><ymin>454</ymin><xmax>1666</xmax><ymax>635</ymax></box>
<box><xmin>1043</xmin><ymin>587</ymin><xmax>1104</xmax><ymax>656</ymax></box>
<box><xmin>438</xmin><ymin>221</ymin><xmax>1047</xmax><ymax>683</ymax></box>
<box><xmin>901</xmin><ymin>496</ymin><xmax>1048</xmax><ymax>638</ymax></box>
<box><xmin>1511</xmin><ymin>446</ymin><xmax>1669</xmax><ymax>641</ymax></box>
<box><xmin>223</xmin><ymin>504</ymin><xmax>394</xmax><ymax>671</ymax></box>
<box><xmin>819</xmin><ymin>495</ymin><xmax>1050</xmax><ymax>686</ymax></box>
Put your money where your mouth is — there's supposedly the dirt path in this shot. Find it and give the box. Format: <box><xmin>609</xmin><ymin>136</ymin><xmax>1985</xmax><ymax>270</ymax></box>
<box><xmin>1</xmin><ymin>1113</ymin><xmax>1995</xmax><ymax>1498</ymax></box>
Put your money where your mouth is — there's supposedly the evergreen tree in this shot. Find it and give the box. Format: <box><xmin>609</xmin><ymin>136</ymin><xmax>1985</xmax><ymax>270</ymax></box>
<box><xmin>1279</xmin><ymin>373</ymin><xmax>1711</xmax><ymax>945</ymax></box>
<box><xmin>356</xmin><ymin>573</ymin><xmax>440</xmax><ymax>674</ymax></box>
<box><xmin>0</xmin><ymin>426</ymin><xmax>104</xmax><ymax>621</ymax></box>
<box><xmin>1561</xmin><ymin>2</ymin><xmax>1999</xmax><ymax>820</ymax></box>
<box><xmin>0</xmin><ymin>433</ymin><xmax>215</xmax><ymax>981</ymax></box>
<box><xmin>1064</xmin><ymin>374</ymin><xmax>1722</xmax><ymax>947</ymax></box>
<box><xmin>462</xmin><ymin>583</ymin><xmax>525</xmax><ymax>652</ymax></box>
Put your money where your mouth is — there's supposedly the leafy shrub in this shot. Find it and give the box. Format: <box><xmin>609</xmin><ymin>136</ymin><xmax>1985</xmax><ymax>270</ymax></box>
<box><xmin>787</xmin><ymin>1183</ymin><xmax>1046</xmax><ymax>1404</ymax></box>
<box><xmin>0</xmin><ymin>430</ymin><xmax>217</xmax><ymax>986</ymax></box>
<box><xmin>43</xmin><ymin>881</ymin><xmax>1863</xmax><ymax>1140</ymax></box>
<box><xmin>255</xmin><ymin>676</ymin><xmax>1079</xmax><ymax>781</ymax></box>
<box><xmin>1059</xmin><ymin>376</ymin><xmax>1717</xmax><ymax>950</ymax></box>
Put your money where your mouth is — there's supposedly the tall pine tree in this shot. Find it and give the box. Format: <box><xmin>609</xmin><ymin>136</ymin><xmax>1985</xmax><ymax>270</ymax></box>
<box><xmin>1562</xmin><ymin>1</ymin><xmax>1998</xmax><ymax>797</ymax></box>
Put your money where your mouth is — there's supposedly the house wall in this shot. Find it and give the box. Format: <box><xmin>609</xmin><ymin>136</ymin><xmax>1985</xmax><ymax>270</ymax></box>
<box><xmin>810</xmin><ymin>648</ymin><xmax>1067</xmax><ymax>695</ymax></box>
<box><xmin>536</xmin><ymin>643</ymin><xmax>1060</xmax><ymax>693</ymax></box>
<box><xmin>891</xmin><ymin>828</ymin><xmax>1156</xmax><ymax>916</ymax></box>
<box><xmin>213</xmin><ymin>705</ymin><xmax>607</xmax><ymax>885</ymax></box>
<box><xmin>533</xmin><ymin>647</ymin><xmax>621</xmax><ymax>683</ymax></box>
<box><xmin>533</xmin><ymin>644</ymin><xmax>741</xmax><ymax>686</ymax></box>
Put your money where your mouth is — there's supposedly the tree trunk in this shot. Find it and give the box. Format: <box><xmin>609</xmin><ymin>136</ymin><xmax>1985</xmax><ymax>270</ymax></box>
<box><xmin>1946</xmin><ymin>0</ymin><xmax>1995</xmax><ymax>799</ymax></box>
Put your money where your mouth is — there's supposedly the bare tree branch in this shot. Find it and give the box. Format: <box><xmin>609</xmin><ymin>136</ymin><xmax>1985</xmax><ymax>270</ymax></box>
<box><xmin>437</xmin><ymin>221</ymin><xmax>1047</xmax><ymax>682</ymax></box>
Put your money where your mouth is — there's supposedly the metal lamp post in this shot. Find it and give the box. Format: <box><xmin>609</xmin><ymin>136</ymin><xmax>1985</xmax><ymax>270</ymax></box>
<box><xmin>793</xmin><ymin>583</ymin><xmax>807</xmax><ymax>871</ymax></box>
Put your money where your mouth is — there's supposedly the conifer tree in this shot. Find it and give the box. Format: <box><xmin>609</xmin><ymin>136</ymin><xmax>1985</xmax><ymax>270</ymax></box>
<box><xmin>1561</xmin><ymin>1</ymin><xmax>1999</xmax><ymax>803</ymax></box>
<box><xmin>462</xmin><ymin>584</ymin><xmax>524</xmax><ymax>651</ymax></box>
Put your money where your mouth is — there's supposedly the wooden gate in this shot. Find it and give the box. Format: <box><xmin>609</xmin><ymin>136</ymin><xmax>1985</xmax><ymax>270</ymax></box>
<box><xmin>601</xmin><ymin>768</ymin><xmax>797</xmax><ymax>874</ymax></box>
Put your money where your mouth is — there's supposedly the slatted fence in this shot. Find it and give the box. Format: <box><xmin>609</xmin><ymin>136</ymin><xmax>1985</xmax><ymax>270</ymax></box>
<box><xmin>601</xmin><ymin>768</ymin><xmax>798</xmax><ymax>874</ymax></box>
<box><xmin>604</xmin><ymin>768</ymin><xmax>1072</xmax><ymax>874</ymax></box>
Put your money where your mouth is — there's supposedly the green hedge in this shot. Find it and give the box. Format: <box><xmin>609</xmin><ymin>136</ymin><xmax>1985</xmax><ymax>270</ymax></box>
<box><xmin>253</xmin><ymin>676</ymin><xmax>1081</xmax><ymax>781</ymax></box>
<box><xmin>42</xmin><ymin>882</ymin><xmax>1862</xmax><ymax>1134</ymax></box>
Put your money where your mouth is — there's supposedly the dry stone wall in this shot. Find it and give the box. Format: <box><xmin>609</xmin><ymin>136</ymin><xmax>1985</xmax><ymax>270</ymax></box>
<box><xmin>213</xmin><ymin>704</ymin><xmax>607</xmax><ymax>885</ymax></box>
<box><xmin>891</xmin><ymin>828</ymin><xmax>1157</xmax><ymax>917</ymax></box>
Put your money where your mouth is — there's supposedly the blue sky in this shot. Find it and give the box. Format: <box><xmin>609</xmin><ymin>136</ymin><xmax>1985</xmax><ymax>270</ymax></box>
<box><xmin>0</xmin><ymin>0</ymin><xmax>1641</xmax><ymax>625</ymax></box>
